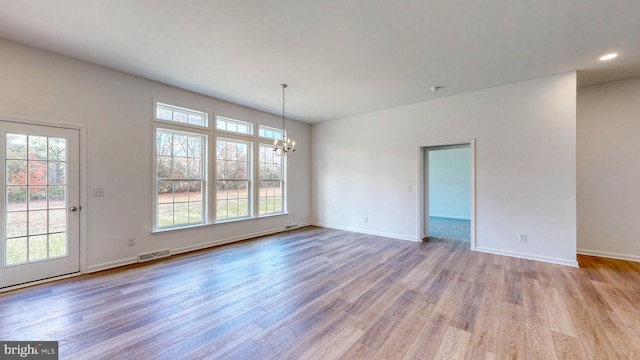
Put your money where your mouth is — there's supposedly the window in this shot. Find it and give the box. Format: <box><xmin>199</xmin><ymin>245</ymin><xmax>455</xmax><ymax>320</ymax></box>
<box><xmin>216</xmin><ymin>138</ymin><xmax>250</xmax><ymax>221</ymax></box>
<box><xmin>217</xmin><ymin>116</ymin><xmax>253</xmax><ymax>135</ymax></box>
<box><xmin>5</xmin><ymin>134</ymin><xmax>68</xmax><ymax>265</ymax></box>
<box><xmin>153</xmin><ymin>102</ymin><xmax>289</xmax><ymax>231</ymax></box>
<box><xmin>259</xmin><ymin>125</ymin><xmax>284</xmax><ymax>140</ymax></box>
<box><xmin>259</xmin><ymin>143</ymin><xmax>283</xmax><ymax>215</ymax></box>
<box><xmin>155</xmin><ymin>129</ymin><xmax>206</xmax><ymax>229</ymax></box>
<box><xmin>156</xmin><ymin>102</ymin><xmax>208</xmax><ymax>128</ymax></box>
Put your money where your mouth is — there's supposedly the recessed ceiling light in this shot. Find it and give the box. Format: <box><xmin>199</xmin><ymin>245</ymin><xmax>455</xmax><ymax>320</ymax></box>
<box><xmin>599</xmin><ymin>53</ymin><xmax>618</xmax><ymax>61</ymax></box>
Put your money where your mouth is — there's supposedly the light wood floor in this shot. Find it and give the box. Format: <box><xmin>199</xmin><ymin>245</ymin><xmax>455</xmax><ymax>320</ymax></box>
<box><xmin>1</xmin><ymin>226</ymin><xmax>639</xmax><ymax>359</ymax></box>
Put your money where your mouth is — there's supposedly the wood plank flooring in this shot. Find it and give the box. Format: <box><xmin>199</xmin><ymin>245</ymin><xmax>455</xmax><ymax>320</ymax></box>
<box><xmin>1</xmin><ymin>226</ymin><xmax>639</xmax><ymax>359</ymax></box>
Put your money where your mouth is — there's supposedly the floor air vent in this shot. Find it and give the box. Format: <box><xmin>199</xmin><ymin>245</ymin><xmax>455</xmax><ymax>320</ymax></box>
<box><xmin>138</xmin><ymin>249</ymin><xmax>171</xmax><ymax>263</ymax></box>
<box><xmin>285</xmin><ymin>224</ymin><xmax>298</xmax><ymax>230</ymax></box>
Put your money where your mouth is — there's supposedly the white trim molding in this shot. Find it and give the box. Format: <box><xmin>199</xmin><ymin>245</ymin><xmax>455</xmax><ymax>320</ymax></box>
<box><xmin>86</xmin><ymin>257</ymin><xmax>139</xmax><ymax>273</ymax></box>
<box><xmin>311</xmin><ymin>222</ymin><xmax>419</xmax><ymax>242</ymax></box>
<box><xmin>87</xmin><ymin>222</ymin><xmax>312</xmax><ymax>273</ymax></box>
<box><xmin>578</xmin><ymin>248</ymin><xmax>640</xmax><ymax>263</ymax></box>
<box><xmin>475</xmin><ymin>246</ymin><xmax>579</xmax><ymax>267</ymax></box>
<box><xmin>417</xmin><ymin>139</ymin><xmax>476</xmax><ymax>249</ymax></box>
<box><xmin>0</xmin><ymin>272</ymin><xmax>82</xmax><ymax>294</ymax></box>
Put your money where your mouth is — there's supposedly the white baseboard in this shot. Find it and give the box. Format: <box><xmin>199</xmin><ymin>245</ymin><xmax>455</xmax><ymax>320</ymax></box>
<box><xmin>311</xmin><ymin>222</ymin><xmax>420</xmax><ymax>242</ymax></box>
<box><xmin>86</xmin><ymin>222</ymin><xmax>312</xmax><ymax>274</ymax></box>
<box><xmin>86</xmin><ymin>257</ymin><xmax>138</xmax><ymax>273</ymax></box>
<box><xmin>87</xmin><ymin>223</ymin><xmax>596</xmax><ymax>274</ymax></box>
<box><xmin>577</xmin><ymin>248</ymin><xmax>640</xmax><ymax>263</ymax></box>
<box><xmin>312</xmin><ymin>223</ymin><xmax>578</xmax><ymax>267</ymax></box>
<box><xmin>171</xmin><ymin>222</ymin><xmax>311</xmax><ymax>255</ymax></box>
<box><xmin>0</xmin><ymin>272</ymin><xmax>82</xmax><ymax>293</ymax></box>
<box><xmin>474</xmin><ymin>246</ymin><xmax>579</xmax><ymax>267</ymax></box>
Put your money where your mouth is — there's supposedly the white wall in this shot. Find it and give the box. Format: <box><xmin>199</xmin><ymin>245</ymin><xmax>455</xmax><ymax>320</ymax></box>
<box><xmin>0</xmin><ymin>38</ymin><xmax>311</xmax><ymax>272</ymax></box>
<box><xmin>0</xmin><ymin>37</ymin><xmax>583</xmax><ymax>271</ymax></box>
<box><xmin>428</xmin><ymin>146</ymin><xmax>471</xmax><ymax>220</ymax></box>
<box><xmin>312</xmin><ymin>73</ymin><xmax>578</xmax><ymax>266</ymax></box>
<box><xmin>577</xmin><ymin>76</ymin><xmax>640</xmax><ymax>262</ymax></box>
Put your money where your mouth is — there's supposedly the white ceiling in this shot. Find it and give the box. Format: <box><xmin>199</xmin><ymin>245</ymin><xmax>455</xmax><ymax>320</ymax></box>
<box><xmin>0</xmin><ymin>0</ymin><xmax>639</xmax><ymax>123</ymax></box>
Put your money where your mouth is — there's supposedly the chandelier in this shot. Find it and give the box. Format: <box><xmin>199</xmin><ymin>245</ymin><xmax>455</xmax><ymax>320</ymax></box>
<box><xmin>274</xmin><ymin>83</ymin><xmax>295</xmax><ymax>156</ymax></box>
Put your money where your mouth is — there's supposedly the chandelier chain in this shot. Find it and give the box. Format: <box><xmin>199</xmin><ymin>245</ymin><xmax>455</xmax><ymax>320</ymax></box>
<box><xmin>274</xmin><ymin>83</ymin><xmax>295</xmax><ymax>156</ymax></box>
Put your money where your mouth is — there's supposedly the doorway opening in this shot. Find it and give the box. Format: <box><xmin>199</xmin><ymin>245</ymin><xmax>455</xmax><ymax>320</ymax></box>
<box><xmin>419</xmin><ymin>140</ymin><xmax>475</xmax><ymax>249</ymax></box>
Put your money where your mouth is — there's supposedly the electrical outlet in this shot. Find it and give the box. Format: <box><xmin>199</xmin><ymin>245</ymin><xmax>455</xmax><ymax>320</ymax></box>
<box><xmin>128</xmin><ymin>237</ymin><xmax>135</xmax><ymax>246</ymax></box>
<box><xmin>92</xmin><ymin>188</ymin><xmax>105</xmax><ymax>197</ymax></box>
<box><xmin>364</xmin><ymin>217</ymin><xmax>368</xmax><ymax>223</ymax></box>
<box><xmin>519</xmin><ymin>234</ymin><xmax>527</xmax><ymax>242</ymax></box>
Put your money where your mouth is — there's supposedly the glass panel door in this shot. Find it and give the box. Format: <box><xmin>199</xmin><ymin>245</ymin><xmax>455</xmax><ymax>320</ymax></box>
<box><xmin>1</xmin><ymin>121</ymin><xmax>80</xmax><ymax>289</ymax></box>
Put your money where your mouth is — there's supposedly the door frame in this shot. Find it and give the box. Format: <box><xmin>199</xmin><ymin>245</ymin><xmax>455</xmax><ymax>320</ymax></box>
<box><xmin>0</xmin><ymin>116</ymin><xmax>87</xmax><ymax>292</ymax></box>
<box><xmin>417</xmin><ymin>139</ymin><xmax>476</xmax><ymax>249</ymax></box>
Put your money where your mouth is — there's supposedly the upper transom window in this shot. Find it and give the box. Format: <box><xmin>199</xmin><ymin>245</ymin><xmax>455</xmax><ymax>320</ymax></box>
<box><xmin>217</xmin><ymin>116</ymin><xmax>253</xmax><ymax>135</ymax></box>
<box><xmin>258</xmin><ymin>125</ymin><xmax>284</xmax><ymax>140</ymax></box>
<box><xmin>156</xmin><ymin>102</ymin><xmax>208</xmax><ymax>128</ymax></box>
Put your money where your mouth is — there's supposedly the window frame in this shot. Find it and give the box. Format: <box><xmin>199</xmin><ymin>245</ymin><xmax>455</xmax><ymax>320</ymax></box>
<box><xmin>152</xmin><ymin>100</ymin><xmax>289</xmax><ymax>232</ymax></box>
<box><xmin>153</xmin><ymin>100</ymin><xmax>212</xmax><ymax>131</ymax></box>
<box><xmin>258</xmin><ymin>125</ymin><xmax>285</xmax><ymax>141</ymax></box>
<box><xmin>215</xmin><ymin>136</ymin><xmax>252</xmax><ymax>222</ymax></box>
<box><xmin>216</xmin><ymin>116</ymin><xmax>254</xmax><ymax>136</ymax></box>
<box><xmin>258</xmin><ymin>142</ymin><xmax>284</xmax><ymax>216</ymax></box>
<box><xmin>153</xmin><ymin>123</ymin><xmax>210</xmax><ymax>231</ymax></box>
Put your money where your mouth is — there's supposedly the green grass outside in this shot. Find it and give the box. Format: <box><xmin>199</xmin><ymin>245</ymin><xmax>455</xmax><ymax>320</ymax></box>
<box><xmin>6</xmin><ymin>194</ymin><xmax>285</xmax><ymax>264</ymax></box>
<box><xmin>5</xmin><ymin>232</ymin><xmax>67</xmax><ymax>266</ymax></box>
<box><xmin>4</xmin><ymin>205</ymin><xmax>68</xmax><ymax>265</ymax></box>
<box><xmin>157</xmin><ymin>194</ymin><xmax>283</xmax><ymax>227</ymax></box>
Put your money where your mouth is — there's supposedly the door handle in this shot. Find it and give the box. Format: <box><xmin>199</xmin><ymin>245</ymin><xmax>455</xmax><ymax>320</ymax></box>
<box><xmin>69</xmin><ymin>206</ymin><xmax>78</xmax><ymax>212</ymax></box>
